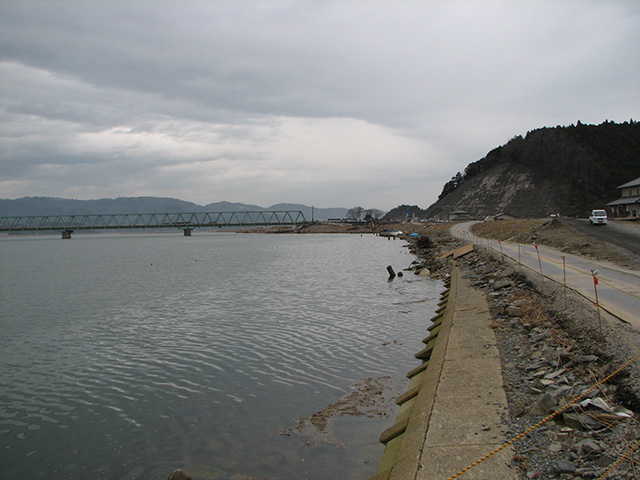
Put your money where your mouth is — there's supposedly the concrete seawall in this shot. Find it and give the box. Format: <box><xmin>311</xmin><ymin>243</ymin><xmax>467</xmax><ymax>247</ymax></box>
<box><xmin>372</xmin><ymin>267</ymin><xmax>517</xmax><ymax>480</ymax></box>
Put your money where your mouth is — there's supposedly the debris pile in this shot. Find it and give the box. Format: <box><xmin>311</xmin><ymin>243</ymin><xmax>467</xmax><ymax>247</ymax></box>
<box><xmin>458</xmin><ymin>250</ymin><xmax>640</xmax><ymax>479</ymax></box>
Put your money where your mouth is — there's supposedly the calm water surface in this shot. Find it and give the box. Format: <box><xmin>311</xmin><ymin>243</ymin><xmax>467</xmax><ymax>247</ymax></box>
<box><xmin>0</xmin><ymin>232</ymin><xmax>440</xmax><ymax>479</ymax></box>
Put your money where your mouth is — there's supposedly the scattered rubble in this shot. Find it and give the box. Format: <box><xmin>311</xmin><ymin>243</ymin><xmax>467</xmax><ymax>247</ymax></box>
<box><xmin>457</xmin><ymin>249</ymin><xmax>640</xmax><ymax>479</ymax></box>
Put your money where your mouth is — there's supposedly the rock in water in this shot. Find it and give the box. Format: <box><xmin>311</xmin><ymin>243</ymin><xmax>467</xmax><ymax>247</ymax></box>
<box><xmin>167</xmin><ymin>470</ymin><xmax>192</xmax><ymax>480</ymax></box>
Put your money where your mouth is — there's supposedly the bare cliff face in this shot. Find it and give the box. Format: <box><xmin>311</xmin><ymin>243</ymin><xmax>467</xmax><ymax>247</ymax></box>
<box><xmin>425</xmin><ymin>162</ymin><xmax>572</xmax><ymax>219</ymax></box>
<box><xmin>424</xmin><ymin>121</ymin><xmax>640</xmax><ymax>220</ymax></box>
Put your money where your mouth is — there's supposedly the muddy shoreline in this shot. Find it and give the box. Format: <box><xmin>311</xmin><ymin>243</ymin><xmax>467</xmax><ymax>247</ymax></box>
<box><xmin>280</xmin><ymin>376</ymin><xmax>405</xmax><ymax>447</ymax></box>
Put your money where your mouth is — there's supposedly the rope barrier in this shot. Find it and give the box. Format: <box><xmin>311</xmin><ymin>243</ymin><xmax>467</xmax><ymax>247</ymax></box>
<box><xmin>472</xmin><ymin>235</ymin><xmax>639</xmax><ymax>353</ymax></box>
<box><xmin>554</xmin><ymin>258</ymin><xmax>640</xmax><ymax>301</ymax></box>
<box><xmin>597</xmin><ymin>438</ymin><xmax>640</xmax><ymax>480</ymax></box>
<box><xmin>485</xmin><ymin>240</ymin><xmax>640</xmax><ymax>345</ymax></box>
<box><xmin>446</xmin><ymin>352</ymin><xmax>640</xmax><ymax>479</ymax></box>
<box><xmin>501</xmin><ymin>240</ymin><xmax>640</xmax><ymax>302</ymax></box>
<box><xmin>600</xmin><ymin>307</ymin><xmax>640</xmax><ymax>353</ymax></box>
<box><xmin>447</xmin><ymin>228</ymin><xmax>640</xmax><ymax>479</ymax></box>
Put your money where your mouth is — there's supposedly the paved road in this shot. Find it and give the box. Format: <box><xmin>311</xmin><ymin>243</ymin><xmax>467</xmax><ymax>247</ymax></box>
<box><xmin>451</xmin><ymin>222</ymin><xmax>640</xmax><ymax>329</ymax></box>
<box><xmin>561</xmin><ymin>217</ymin><xmax>640</xmax><ymax>259</ymax></box>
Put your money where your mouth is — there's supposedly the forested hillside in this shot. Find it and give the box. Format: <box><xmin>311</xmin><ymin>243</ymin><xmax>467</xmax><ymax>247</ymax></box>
<box><xmin>425</xmin><ymin>120</ymin><xmax>640</xmax><ymax>219</ymax></box>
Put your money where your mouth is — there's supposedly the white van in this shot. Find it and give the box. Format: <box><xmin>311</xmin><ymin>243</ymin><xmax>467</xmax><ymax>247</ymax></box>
<box><xmin>589</xmin><ymin>210</ymin><xmax>608</xmax><ymax>226</ymax></box>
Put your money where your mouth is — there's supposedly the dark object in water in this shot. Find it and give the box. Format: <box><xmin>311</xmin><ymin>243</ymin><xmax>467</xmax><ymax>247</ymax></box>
<box><xmin>387</xmin><ymin>265</ymin><xmax>396</xmax><ymax>278</ymax></box>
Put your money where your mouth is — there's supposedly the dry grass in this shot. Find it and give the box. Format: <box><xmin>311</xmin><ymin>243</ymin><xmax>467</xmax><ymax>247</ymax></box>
<box><xmin>471</xmin><ymin>218</ymin><xmax>557</xmax><ymax>242</ymax></box>
<box><xmin>506</xmin><ymin>289</ymin><xmax>581</xmax><ymax>351</ymax></box>
<box><xmin>509</xmin><ymin>289</ymin><xmax>549</xmax><ymax>327</ymax></box>
<box><xmin>471</xmin><ymin>218</ymin><xmax>632</xmax><ymax>268</ymax></box>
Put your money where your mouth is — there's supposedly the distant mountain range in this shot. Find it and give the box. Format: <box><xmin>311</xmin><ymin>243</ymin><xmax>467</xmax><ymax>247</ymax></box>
<box><xmin>8</xmin><ymin>122</ymin><xmax>636</xmax><ymax>224</ymax></box>
<box><xmin>0</xmin><ymin>196</ymin><xmax>350</xmax><ymax>221</ymax></box>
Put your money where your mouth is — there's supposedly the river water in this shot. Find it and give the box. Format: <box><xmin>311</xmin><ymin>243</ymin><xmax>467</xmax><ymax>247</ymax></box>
<box><xmin>0</xmin><ymin>232</ymin><xmax>440</xmax><ymax>479</ymax></box>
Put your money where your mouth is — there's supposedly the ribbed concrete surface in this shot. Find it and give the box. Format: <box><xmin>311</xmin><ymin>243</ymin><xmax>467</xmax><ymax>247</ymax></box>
<box><xmin>415</xmin><ymin>273</ymin><xmax>516</xmax><ymax>479</ymax></box>
<box><xmin>374</xmin><ymin>267</ymin><xmax>517</xmax><ymax>480</ymax></box>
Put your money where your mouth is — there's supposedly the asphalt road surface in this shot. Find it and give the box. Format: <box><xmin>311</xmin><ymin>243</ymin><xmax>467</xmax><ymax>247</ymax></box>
<box><xmin>561</xmin><ymin>217</ymin><xmax>640</xmax><ymax>258</ymax></box>
<box><xmin>452</xmin><ymin>222</ymin><xmax>640</xmax><ymax>329</ymax></box>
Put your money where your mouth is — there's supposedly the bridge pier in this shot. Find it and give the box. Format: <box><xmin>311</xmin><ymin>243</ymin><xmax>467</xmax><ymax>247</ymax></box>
<box><xmin>183</xmin><ymin>228</ymin><xmax>193</xmax><ymax>237</ymax></box>
<box><xmin>62</xmin><ymin>230</ymin><xmax>73</xmax><ymax>240</ymax></box>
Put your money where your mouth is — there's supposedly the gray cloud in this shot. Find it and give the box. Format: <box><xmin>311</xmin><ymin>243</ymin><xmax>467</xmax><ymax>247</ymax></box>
<box><xmin>1</xmin><ymin>1</ymin><xmax>638</xmax><ymax>209</ymax></box>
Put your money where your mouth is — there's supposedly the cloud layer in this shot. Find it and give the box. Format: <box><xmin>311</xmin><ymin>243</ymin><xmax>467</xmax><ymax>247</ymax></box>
<box><xmin>1</xmin><ymin>1</ymin><xmax>638</xmax><ymax>210</ymax></box>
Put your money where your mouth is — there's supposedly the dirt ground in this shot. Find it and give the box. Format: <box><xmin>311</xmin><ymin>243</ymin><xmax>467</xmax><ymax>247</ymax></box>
<box><xmin>246</xmin><ymin>220</ymin><xmax>447</xmax><ymax>237</ymax></box>
<box><xmin>470</xmin><ymin>218</ymin><xmax>638</xmax><ymax>270</ymax></box>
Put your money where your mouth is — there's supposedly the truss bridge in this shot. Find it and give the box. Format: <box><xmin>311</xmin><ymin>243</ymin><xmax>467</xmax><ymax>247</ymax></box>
<box><xmin>0</xmin><ymin>211</ymin><xmax>308</xmax><ymax>239</ymax></box>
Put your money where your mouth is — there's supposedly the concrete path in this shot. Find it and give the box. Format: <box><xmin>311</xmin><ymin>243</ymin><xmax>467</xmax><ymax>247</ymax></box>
<box><xmin>374</xmin><ymin>268</ymin><xmax>517</xmax><ymax>480</ymax></box>
<box><xmin>414</xmin><ymin>271</ymin><xmax>515</xmax><ymax>480</ymax></box>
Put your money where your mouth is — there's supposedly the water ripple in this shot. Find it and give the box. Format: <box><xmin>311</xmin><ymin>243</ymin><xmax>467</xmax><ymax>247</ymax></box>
<box><xmin>1</xmin><ymin>233</ymin><xmax>440</xmax><ymax>479</ymax></box>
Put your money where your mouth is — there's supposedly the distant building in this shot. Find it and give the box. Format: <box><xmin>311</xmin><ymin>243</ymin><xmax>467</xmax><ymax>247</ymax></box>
<box><xmin>607</xmin><ymin>176</ymin><xmax>640</xmax><ymax>218</ymax></box>
<box><xmin>448</xmin><ymin>210</ymin><xmax>473</xmax><ymax>221</ymax></box>
<box><xmin>491</xmin><ymin>212</ymin><xmax>517</xmax><ymax>221</ymax></box>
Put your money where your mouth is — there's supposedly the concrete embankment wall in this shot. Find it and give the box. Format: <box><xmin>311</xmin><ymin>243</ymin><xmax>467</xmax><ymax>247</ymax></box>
<box><xmin>372</xmin><ymin>271</ymin><xmax>455</xmax><ymax>479</ymax></box>
<box><xmin>372</xmin><ymin>266</ymin><xmax>515</xmax><ymax>480</ymax></box>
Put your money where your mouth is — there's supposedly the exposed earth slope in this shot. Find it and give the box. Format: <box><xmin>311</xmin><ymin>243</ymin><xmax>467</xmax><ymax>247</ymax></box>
<box><xmin>424</xmin><ymin>121</ymin><xmax>640</xmax><ymax>220</ymax></box>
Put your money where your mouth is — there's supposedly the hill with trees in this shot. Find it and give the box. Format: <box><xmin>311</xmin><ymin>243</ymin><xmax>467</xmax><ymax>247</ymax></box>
<box><xmin>423</xmin><ymin>120</ymin><xmax>640</xmax><ymax>219</ymax></box>
<box><xmin>383</xmin><ymin>205</ymin><xmax>426</xmax><ymax>222</ymax></box>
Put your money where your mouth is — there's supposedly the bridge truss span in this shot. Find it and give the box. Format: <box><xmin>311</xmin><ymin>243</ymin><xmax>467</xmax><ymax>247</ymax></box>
<box><xmin>0</xmin><ymin>211</ymin><xmax>308</xmax><ymax>238</ymax></box>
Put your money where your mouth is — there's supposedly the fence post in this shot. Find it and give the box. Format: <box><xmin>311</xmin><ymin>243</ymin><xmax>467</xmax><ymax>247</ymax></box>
<box><xmin>534</xmin><ymin>242</ymin><xmax>544</xmax><ymax>283</ymax></box>
<box><xmin>591</xmin><ymin>269</ymin><xmax>605</xmax><ymax>351</ymax></box>
<box><xmin>561</xmin><ymin>256</ymin><xmax>567</xmax><ymax>309</ymax></box>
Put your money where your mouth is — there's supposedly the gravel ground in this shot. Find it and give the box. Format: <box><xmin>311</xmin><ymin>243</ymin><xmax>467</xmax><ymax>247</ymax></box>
<box><xmin>453</xmin><ymin>247</ymin><xmax>640</xmax><ymax>479</ymax></box>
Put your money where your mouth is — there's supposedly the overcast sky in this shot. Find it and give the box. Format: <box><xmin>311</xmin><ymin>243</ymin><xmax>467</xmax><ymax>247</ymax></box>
<box><xmin>1</xmin><ymin>1</ymin><xmax>638</xmax><ymax>211</ymax></box>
